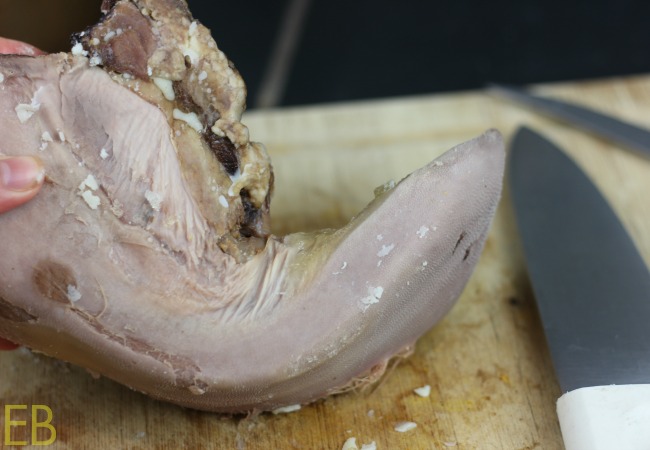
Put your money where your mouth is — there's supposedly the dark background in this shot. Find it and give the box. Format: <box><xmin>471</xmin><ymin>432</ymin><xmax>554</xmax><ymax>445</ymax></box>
<box><xmin>1</xmin><ymin>0</ymin><xmax>649</xmax><ymax>108</ymax></box>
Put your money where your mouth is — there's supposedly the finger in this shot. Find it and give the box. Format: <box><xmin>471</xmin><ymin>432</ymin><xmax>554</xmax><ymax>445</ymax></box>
<box><xmin>0</xmin><ymin>338</ymin><xmax>19</xmax><ymax>350</ymax></box>
<box><xmin>0</xmin><ymin>156</ymin><xmax>45</xmax><ymax>213</ymax></box>
<box><xmin>0</xmin><ymin>37</ymin><xmax>45</xmax><ymax>56</ymax></box>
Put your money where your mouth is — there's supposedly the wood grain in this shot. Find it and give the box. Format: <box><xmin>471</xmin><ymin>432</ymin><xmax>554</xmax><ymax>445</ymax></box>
<box><xmin>2</xmin><ymin>76</ymin><xmax>649</xmax><ymax>449</ymax></box>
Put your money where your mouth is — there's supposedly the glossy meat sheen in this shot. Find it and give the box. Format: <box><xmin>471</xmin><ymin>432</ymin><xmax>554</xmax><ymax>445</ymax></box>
<box><xmin>0</xmin><ymin>0</ymin><xmax>505</xmax><ymax>413</ymax></box>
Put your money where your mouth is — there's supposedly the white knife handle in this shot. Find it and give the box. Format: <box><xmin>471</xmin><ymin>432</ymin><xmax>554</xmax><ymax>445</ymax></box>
<box><xmin>557</xmin><ymin>385</ymin><xmax>650</xmax><ymax>450</ymax></box>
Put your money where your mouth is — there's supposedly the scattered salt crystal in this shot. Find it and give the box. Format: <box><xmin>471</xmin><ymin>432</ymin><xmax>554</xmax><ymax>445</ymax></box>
<box><xmin>434</xmin><ymin>161</ymin><xmax>444</xmax><ymax>167</ymax></box>
<box><xmin>417</xmin><ymin>225</ymin><xmax>430</xmax><ymax>238</ymax></box>
<box><xmin>90</xmin><ymin>38</ymin><xmax>100</xmax><ymax>46</ymax></box>
<box><xmin>104</xmin><ymin>31</ymin><xmax>116</xmax><ymax>42</ymax></box>
<box><xmin>198</xmin><ymin>70</ymin><xmax>208</xmax><ymax>82</ymax></box>
<box><xmin>360</xmin><ymin>442</ymin><xmax>377</xmax><ymax>450</ymax></box>
<box><xmin>147</xmin><ymin>66</ymin><xmax>153</xmax><ymax>77</ymax></box>
<box><xmin>58</xmin><ymin>131</ymin><xmax>66</xmax><ymax>142</ymax></box>
<box><xmin>367</xmin><ymin>409</ymin><xmax>375</xmax><ymax>418</ymax></box>
<box><xmin>189</xmin><ymin>21</ymin><xmax>198</xmax><ymax>35</ymax></box>
<box><xmin>66</xmin><ymin>285</ymin><xmax>82</xmax><ymax>302</ymax></box>
<box><xmin>89</xmin><ymin>55</ymin><xmax>102</xmax><ymax>67</ymax></box>
<box><xmin>71</xmin><ymin>42</ymin><xmax>88</xmax><ymax>57</ymax></box>
<box><xmin>414</xmin><ymin>384</ymin><xmax>431</xmax><ymax>397</ymax></box>
<box><xmin>422</xmin><ymin>261</ymin><xmax>428</xmax><ymax>267</ymax></box>
<box><xmin>42</xmin><ymin>132</ymin><xmax>53</xmax><ymax>142</ymax></box>
<box><xmin>100</xmin><ymin>148</ymin><xmax>109</xmax><ymax>159</ymax></box>
<box><xmin>0</xmin><ymin>73</ymin><xmax>4</xmax><ymax>84</ymax></box>
<box><xmin>81</xmin><ymin>190</ymin><xmax>100</xmax><ymax>210</ymax></box>
<box><xmin>342</xmin><ymin>437</ymin><xmax>358</xmax><ymax>450</ymax></box>
<box><xmin>376</xmin><ymin>234</ymin><xmax>383</xmax><ymax>241</ymax></box>
<box><xmin>443</xmin><ymin>442</ymin><xmax>457</xmax><ymax>447</ymax></box>
<box><xmin>341</xmin><ymin>262</ymin><xmax>348</xmax><ymax>270</ymax></box>
<box><xmin>145</xmin><ymin>190</ymin><xmax>163</xmax><ymax>211</ymax></box>
<box><xmin>218</xmin><ymin>195</ymin><xmax>229</xmax><ymax>208</ymax></box>
<box><xmin>377</xmin><ymin>243</ymin><xmax>395</xmax><ymax>258</ymax></box>
<box><xmin>394</xmin><ymin>421</ymin><xmax>417</xmax><ymax>432</ymax></box>
<box><xmin>272</xmin><ymin>404</ymin><xmax>301</xmax><ymax>414</ymax></box>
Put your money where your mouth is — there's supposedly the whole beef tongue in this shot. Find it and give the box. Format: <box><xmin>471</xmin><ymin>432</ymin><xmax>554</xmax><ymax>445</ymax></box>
<box><xmin>0</xmin><ymin>0</ymin><xmax>505</xmax><ymax>413</ymax></box>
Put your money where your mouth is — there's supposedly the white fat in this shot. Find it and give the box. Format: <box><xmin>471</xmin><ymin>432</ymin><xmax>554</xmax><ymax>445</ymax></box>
<box><xmin>272</xmin><ymin>404</ymin><xmax>301</xmax><ymax>414</ymax></box>
<box><xmin>394</xmin><ymin>421</ymin><xmax>417</xmax><ymax>432</ymax></box>
<box><xmin>15</xmin><ymin>99</ymin><xmax>40</xmax><ymax>123</ymax></box>
<box><xmin>342</xmin><ymin>437</ymin><xmax>358</xmax><ymax>450</ymax></box>
<box><xmin>360</xmin><ymin>443</ymin><xmax>377</xmax><ymax>450</ymax></box>
<box><xmin>198</xmin><ymin>70</ymin><xmax>208</xmax><ymax>82</ymax></box>
<box><xmin>417</xmin><ymin>225</ymin><xmax>430</xmax><ymax>238</ymax></box>
<box><xmin>414</xmin><ymin>385</ymin><xmax>431</xmax><ymax>397</ymax></box>
<box><xmin>211</xmin><ymin>123</ymin><xmax>226</xmax><ymax>137</ymax></box>
<box><xmin>66</xmin><ymin>285</ymin><xmax>82</xmax><ymax>303</ymax></box>
<box><xmin>81</xmin><ymin>190</ymin><xmax>100</xmax><ymax>210</ymax></box>
<box><xmin>71</xmin><ymin>42</ymin><xmax>88</xmax><ymax>57</ymax></box>
<box><xmin>145</xmin><ymin>190</ymin><xmax>163</xmax><ymax>211</ymax></box>
<box><xmin>218</xmin><ymin>195</ymin><xmax>229</xmax><ymax>208</ymax></box>
<box><xmin>173</xmin><ymin>109</ymin><xmax>203</xmax><ymax>133</ymax></box>
<box><xmin>377</xmin><ymin>243</ymin><xmax>395</xmax><ymax>258</ymax></box>
<box><xmin>79</xmin><ymin>174</ymin><xmax>99</xmax><ymax>191</ymax></box>
<box><xmin>100</xmin><ymin>148</ymin><xmax>109</xmax><ymax>159</ymax></box>
<box><xmin>153</xmin><ymin>77</ymin><xmax>175</xmax><ymax>101</ymax></box>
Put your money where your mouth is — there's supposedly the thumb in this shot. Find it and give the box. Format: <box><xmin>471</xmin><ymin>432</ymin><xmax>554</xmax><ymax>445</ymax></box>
<box><xmin>0</xmin><ymin>156</ymin><xmax>45</xmax><ymax>213</ymax></box>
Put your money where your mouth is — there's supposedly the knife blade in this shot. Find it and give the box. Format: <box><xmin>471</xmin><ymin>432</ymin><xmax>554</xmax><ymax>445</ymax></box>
<box><xmin>491</xmin><ymin>83</ymin><xmax>650</xmax><ymax>160</ymax></box>
<box><xmin>509</xmin><ymin>126</ymin><xmax>650</xmax><ymax>450</ymax></box>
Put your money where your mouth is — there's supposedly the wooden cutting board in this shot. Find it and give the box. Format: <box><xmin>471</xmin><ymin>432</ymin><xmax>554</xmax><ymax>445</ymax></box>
<box><xmin>1</xmin><ymin>76</ymin><xmax>649</xmax><ymax>449</ymax></box>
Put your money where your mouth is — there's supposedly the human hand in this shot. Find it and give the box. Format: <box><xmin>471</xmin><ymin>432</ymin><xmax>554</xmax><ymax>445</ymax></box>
<box><xmin>0</xmin><ymin>37</ymin><xmax>46</xmax><ymax>350</ymax></box>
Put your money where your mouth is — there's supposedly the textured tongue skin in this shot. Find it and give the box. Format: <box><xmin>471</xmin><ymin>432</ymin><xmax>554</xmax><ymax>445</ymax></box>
<box><xmin>0</xmin><ymin>0</ymin><xmax>505</xmax><ymax>413</ymax></box>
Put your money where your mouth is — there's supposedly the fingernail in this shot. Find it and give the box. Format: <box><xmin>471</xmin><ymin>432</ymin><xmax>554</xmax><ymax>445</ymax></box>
<box><xmin>0</xmin><ymin>156</ymin><xmax>45</xmax><ymax>192</ymax></box>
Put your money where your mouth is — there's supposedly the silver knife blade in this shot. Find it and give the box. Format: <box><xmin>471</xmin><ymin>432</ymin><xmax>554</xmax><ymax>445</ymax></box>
<box><xmin>492</xmin><ymin>83</ymin><xmax>650</xmax><ymax>160</ymax></box>
<box><xmin>509</xmin><ymin>126</ymin><xmax>650</xmax><ymax>393</ymax></box>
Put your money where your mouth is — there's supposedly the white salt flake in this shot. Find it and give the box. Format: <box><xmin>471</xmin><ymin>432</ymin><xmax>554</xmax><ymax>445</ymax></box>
<box><xmin>100</xmin><ymin>148</ymin><xmax>110</xmax><ymax>159</ymax></box>
<box><xmin>81</xmin><ymin>190</ymin><xmax>100</xmax><ymax>210</ymax></box>
<box><xmin>272</xmin><ymin>404</ymin><xmax>301</xmax><ymax>414</ymax></box>
<box><xmin>189</xmin><ymin>21</ymin><xmax>198</xmax><ymax>35</ymax></box>
<box><xmin>377</xmin><ymin>243</ymin><xmax>395</xmax><ymax>258</ymax></box>
<box><xmin>58</xmin><ymin>131</ymin><xmax>66</xmax><ymax>142</ymax></box>
<box><xmin>443</xmin><ymin>442</ymin><xmax>457</xmax><ymax>447</ymax></box>
<box><xmin>414</xmin><ymin>384</ymin><xmax>431</xmax><ymax>397</ymax></box>
<box><xmin>79</xmin><ymin>174</ymin><xmax>99</xmax><ymax>191</ymax></box>
<box><xmin>394</xmin><ymin>421</ymin><xmax>417</xmax><ymax>432</ymax></box>
<box><xmin>15</xmin><ymin>100</ymin><xmax>40</xmax><ymax>123</ymax></box>
<box><xmin>145</xmin><ymin>190</ymin><xmax>163</xmax><ymax>211</ymax></box>
<box><xmin>367</xmin><ymin>409</ymin><xmax>375</xmax><ymax>418</ymax></box>
<box><xmin>417</xmin><ymin>225</ymin><xmax>430</xmax><ymax>238</ymax></box>
<box><xmin>361</xmin><ymin>442</ymin><xmax>377</xmax><ymax>450</ymax></box>
<box><xmin>42</xmin><ymin>132</ymin><xmax>53</xmax><ymax>142</ymax></box>
<box><xmin>218</xmin><ymin>195</ymin><xmax>229</xmax><ymax>208</ymax></box>
<box><xmin>360</xmin><ymin>286</ymin><xmax>383</xmax><ymax>310</ymax></box>
<box><xmin>0</xmin><ymin>73</ymin><xmax>4</xmax><ymax>84</ymax></box>
<box><xmin>434</xmin><ymin>161</ymin><xmax>444</xmax><ymax>167</ymax></box>
<box><xmin>376</xmin><ymin>234</ymin><xmax>383</xmax><ymax>241</ymax></box>
<box><xmin>147</xmin><ymin>66</ymin><xmax>153</xmax><ymax>77</ymax></box>
<box><xmin>342</xmin><ymin>437</ymin><xmax>358</xmax><ymax>450</ymax></box>
<box><xmin>104</xmin><ymin>31</ymin><xmax>116</xmax><ymax>42</ymax></box>
<box><xmin>66</xmin><ymin>285</ymin><xmax>82</xmax><ymax>303</ymax></box>
<box><xmin>422</xmin><ymin>261</ymin><xmax>428</xmax><ymax>267</ymax></box>
<box><xmin>198</xmin><ymin>70</ymin><xmax>208</xmax><ymax>82</ymax></box>
<box><xmin>341</xmin><ymin>262</ymin><xmax>348</xmax><ymax>270</ymax></box>
<box><xmin>173</xmin><ymin>109</ymin><xmax>203</xmax><ymax>132</ymax></box>
<box><xmin>90</xmin><ymin>37</ymin><xmax>100</xmax><ymax>46</ymax></box>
